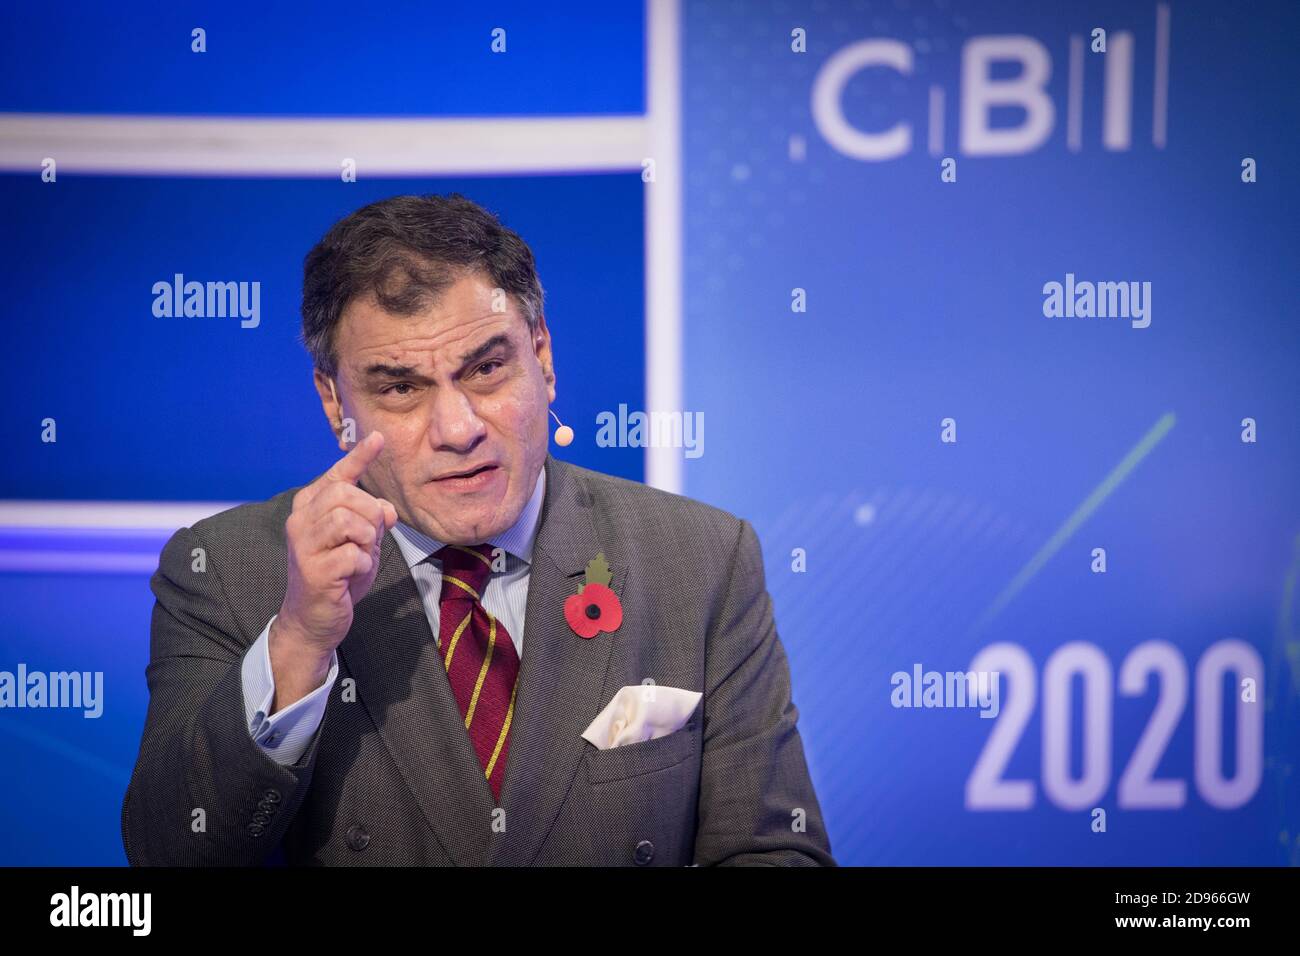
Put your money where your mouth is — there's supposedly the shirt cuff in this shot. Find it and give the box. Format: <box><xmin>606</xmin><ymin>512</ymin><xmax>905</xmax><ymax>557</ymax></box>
<box><xmin>241</xmin><ymin>614</ymin><xmax>338</xmax><ymax>766</ymax></box>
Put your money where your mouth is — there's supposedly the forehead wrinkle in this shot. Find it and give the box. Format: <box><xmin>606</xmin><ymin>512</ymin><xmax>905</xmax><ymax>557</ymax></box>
<box><xmin>347</xmin><ymin>314</ymin><xmax>523</xmax><ymax>380</ymax></box>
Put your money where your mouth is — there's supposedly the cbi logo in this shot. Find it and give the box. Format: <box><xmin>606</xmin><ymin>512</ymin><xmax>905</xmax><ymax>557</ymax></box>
<box><xmin>812</xmin><ymin>3</ymin><xmax>1172</xmax><ymax>161</ymax></box>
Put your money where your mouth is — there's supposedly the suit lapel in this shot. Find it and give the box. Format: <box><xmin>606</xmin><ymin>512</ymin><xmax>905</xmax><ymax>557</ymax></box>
<box><xmin>339</xmin><ymin>528</ymin><xmax>497</xmax><ymax>866</ymax></box>
<box><xmin>486</xmin><ymin>454</ymin><xmax>627</xmax><ymax>866</ymax></box>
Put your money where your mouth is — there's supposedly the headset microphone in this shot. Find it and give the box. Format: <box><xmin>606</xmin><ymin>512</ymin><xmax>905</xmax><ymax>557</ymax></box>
<box><xmin>549</xmin><ymin>408</ymin><xmax>573</xmax><ymax>447</ymax></box>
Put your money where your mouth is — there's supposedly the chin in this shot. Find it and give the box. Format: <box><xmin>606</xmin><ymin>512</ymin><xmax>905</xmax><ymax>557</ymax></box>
<box><xmin>426</xmin><ymin>509</ymin><xmax>502</xmax><ymax>542</ymax></box>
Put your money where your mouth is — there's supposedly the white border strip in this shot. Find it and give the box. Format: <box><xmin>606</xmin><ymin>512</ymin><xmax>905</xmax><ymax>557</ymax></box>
<box><xmin>644</xmin><ymin>0</ymin><xmax>683</xmax><ymax>494</ymax></box>
<box><xmin>0</xmin><ymin>500</ymin><xmax>241</xmax><ymax>530</ymax></box>
<box><xmin>0</xmin><ymin>551</ymin><xmax>162</xmax><ymax>574</ymax></box>
<box><xmin>0</xmin><ymin>113</ymin><xmax>650</xmax><ymax>176</ymax></box>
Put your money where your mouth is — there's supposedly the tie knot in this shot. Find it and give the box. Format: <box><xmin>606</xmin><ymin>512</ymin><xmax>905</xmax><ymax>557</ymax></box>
<box><xmin>433</xmin><ymin>543</ymin><xmax>496</xmax><ymax>603</ymax></box>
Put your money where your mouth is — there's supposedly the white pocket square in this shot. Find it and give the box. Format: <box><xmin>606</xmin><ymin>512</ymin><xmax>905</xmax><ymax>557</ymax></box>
<box><xmin>581</xmin><ymin>685</ymin><xmax>703</xmax><ymax>750</ymax></box>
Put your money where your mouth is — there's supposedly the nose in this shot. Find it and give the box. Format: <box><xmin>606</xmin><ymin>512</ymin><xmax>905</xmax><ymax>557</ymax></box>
<box><xmin>427</xmin><ymin>386</ymin><xmax>487</xmax><ymax>454</ymax></box>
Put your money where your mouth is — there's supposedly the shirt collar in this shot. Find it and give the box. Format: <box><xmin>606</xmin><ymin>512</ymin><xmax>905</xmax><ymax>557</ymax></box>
<box><xmin>390</xmin><ymin>464</ymin><xmax>547</xmax><ymax>570</ymax></box>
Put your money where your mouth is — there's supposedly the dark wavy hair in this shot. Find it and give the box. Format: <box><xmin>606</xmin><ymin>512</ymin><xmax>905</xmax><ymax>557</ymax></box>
<box><xmin>300</xmin><ymin>193</ymin><xmax>545</xmax><ymax>376</ymax></box>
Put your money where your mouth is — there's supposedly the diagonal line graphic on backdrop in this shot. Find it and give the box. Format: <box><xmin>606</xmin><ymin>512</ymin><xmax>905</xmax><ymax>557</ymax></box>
<box><xmin>970</xmin><ymin>411</ymin><xmax>1177</xmax><ymax>636</ymax></box>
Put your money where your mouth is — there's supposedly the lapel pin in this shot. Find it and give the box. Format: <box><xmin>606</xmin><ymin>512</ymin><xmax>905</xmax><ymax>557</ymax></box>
<box><xmin>564</xmin><ymin>552</ymin><xmax>623</xmax><ymax>639</ymax></box>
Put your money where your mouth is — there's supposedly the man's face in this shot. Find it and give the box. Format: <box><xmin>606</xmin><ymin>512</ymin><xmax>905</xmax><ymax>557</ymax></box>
<box><xmin>316</xmin><ymin>270</ymin><xmax>556</xmax><ymax>545</ymax></box>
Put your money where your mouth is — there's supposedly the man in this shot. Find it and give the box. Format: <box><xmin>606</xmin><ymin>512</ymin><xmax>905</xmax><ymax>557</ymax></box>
<box><xmin>121</xmin><ymin>193</ymin><xmax>834</xmax><ymax>866</ymax></box>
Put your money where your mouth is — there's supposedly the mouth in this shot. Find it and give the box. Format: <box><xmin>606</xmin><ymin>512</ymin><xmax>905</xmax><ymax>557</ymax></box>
<box><xmin>430</xmin><ymin>463</ymin><xmax>501</xmax><ymax>490</ymax></box>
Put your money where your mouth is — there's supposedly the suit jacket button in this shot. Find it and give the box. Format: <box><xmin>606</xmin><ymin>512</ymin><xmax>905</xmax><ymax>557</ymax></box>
<box><xmin>263</xmin><ymin>788</ymin><xmax>282</xmax><ymax>804</ymax></box>
<box><xmin>346</xmin><ymin>825</ymin><xmax>371</xmax><ymax>851</ymax></box>
<box><xmin>247</xmin><ymin>823</ymin><xmax>265</xmax><ymax>838</ymax></box>
<box><xmin>633</xmin><ymin>840</ymin><xmax>655</xmax><ymax>865</ymax></box>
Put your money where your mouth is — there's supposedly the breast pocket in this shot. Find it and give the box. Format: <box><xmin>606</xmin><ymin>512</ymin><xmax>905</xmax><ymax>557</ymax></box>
<box><xmin>583</xmin><ymin>717</ymin><xmax>701</xmax><ymax>785</ymax></box>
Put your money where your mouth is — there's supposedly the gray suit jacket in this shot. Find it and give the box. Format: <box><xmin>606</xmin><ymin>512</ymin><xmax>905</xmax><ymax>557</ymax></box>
<box><xmin>121</xmin><ymin>453</ymin><xmax>835</xmax><ymax>866</ymax></box>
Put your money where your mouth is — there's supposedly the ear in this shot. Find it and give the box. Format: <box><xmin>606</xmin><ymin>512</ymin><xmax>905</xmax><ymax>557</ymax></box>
<box><xmin>313</xmin><ymin>369</ymin><xmax>349</xmax><ymax>451</ymax></box>
<box><xmin>533</xmin><ymin>313</ymin><xmax>557</xmax><ymax>404</ymax></box>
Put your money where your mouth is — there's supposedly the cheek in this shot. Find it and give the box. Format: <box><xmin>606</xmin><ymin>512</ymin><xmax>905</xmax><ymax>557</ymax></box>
<box><xmin>484</xmin><ymin>383</ymin><xmax>546</xmax><ymax>435</ymax></box>
<box><xmin>370</xmin><ymin>430</ymin><xmax>420</xmax><ymax>486</ymax></box>
<box><xmin>369</xmin><ymin>457</ymin><xmax>403</xmax><ymax>499</ymax></box>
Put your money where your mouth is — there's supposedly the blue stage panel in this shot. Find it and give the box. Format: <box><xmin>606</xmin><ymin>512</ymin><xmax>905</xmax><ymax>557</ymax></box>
<box><xmin>0</xmin><ymin>173</ymin><xmax>646</xmax><ymax>500</ymax></box>
<box><xmin>680</xmin><ymin>0</ymin><xmax>1300</xmax><ymax>864</ymax></box>
<box><xmin>0</xmin><ymin>2</ymin><xmax>645</xmax><ymax>116</ymax></box>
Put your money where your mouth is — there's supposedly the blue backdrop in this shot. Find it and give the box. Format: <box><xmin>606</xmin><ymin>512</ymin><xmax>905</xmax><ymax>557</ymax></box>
<box><xmin>1</xmin><ymin>0</ymin><xmax>1296</xmax><ymax>866</ymax></box>
<box><xmin>680</xmin><ymin>0</ymin><xmax>1299</xmax><ymax>864</ymax></box>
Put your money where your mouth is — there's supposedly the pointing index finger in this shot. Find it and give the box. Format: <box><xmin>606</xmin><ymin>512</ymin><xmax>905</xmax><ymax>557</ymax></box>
<box><xmin>324</xmin><ymin>430</ymin><xmax>385</xmax><ymax>486</ymax></box>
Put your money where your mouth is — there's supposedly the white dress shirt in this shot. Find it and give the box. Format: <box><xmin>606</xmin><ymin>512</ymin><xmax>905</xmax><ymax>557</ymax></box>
<box><xmin>241</xmin><ymin>466</ymin><xmax>547</xmax><ymax>766</ymax></box>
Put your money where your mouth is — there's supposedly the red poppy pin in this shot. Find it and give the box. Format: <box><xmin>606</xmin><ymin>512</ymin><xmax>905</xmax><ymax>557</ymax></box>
<box><xmin>564</xmin><ymin>552</ymin><xmax>623</xmax><ymax>639</ymax></box>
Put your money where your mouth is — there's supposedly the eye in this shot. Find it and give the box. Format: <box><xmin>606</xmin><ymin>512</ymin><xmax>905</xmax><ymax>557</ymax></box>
<box><xmin>475</xmin><ymin>360</ymin><xmax>504</xmax><ymax>378</ymax></box>
<box><xmin>381</xmin><ymin>383</ymin><xmax>415</xmax><ymax>396</ymax></box>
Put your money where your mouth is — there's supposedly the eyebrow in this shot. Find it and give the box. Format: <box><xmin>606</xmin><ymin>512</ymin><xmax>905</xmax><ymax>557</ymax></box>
<box><xmin>458</xmin><ymin>334</ymin><xmax>514</xmax><ymax>369</ymax></box>
<box><xmin>359</xmin><ymin>334</ymin><xmax>515</xmax><ymax>381</ymax></box>
<box><xmin>362</xmin><ymin>362</ymin><xmax>422</xmax><ymax>379</ymax></box>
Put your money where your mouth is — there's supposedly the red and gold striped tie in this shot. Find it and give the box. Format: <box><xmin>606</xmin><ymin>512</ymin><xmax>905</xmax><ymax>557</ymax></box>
<box><xmin>433</xmin><ymin>543</ymin><xmax>519</xmax><ymax>802</ymax></box>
